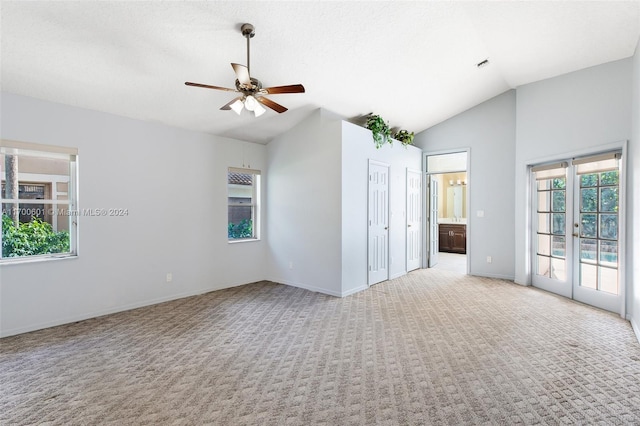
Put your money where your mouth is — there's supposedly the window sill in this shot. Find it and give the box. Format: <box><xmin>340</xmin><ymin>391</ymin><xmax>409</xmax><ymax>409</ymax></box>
<box><xmin>228</xmin><ymin>238</ymin><xmax>261</xmax><ymax>244</ymax></box>
<box><xmin>0</xmin><ymin>254</ymin><xmax>78</xmax><ymax>266</ymax></box>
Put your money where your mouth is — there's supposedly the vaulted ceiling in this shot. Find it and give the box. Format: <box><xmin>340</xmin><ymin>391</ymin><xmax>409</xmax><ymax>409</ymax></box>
<box><xmin>2</xmin><ymin>1</ymin><xmax>639</xmax><ymax>144</ymax></box>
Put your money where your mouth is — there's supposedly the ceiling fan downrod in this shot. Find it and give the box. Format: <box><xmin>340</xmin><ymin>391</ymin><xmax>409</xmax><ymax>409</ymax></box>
<box><xmin>241</xmin><ymin>23</ymin><xmax>255</xmax><ymax>75</ymax></box>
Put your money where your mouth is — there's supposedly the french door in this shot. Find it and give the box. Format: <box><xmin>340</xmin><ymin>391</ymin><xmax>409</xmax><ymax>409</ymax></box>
<box><xmin>531</xmin><ymin>151</ymin><xmax>623</xmax><ymax>313</ymax></box>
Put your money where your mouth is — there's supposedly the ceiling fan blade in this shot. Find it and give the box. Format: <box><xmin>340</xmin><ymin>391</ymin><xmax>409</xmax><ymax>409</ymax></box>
<box><xmin>257</xmin><ymin>96</ymin><xmax>288</xmax><ymax>113</ymax></box>
<box><xmin>231</xmin><ymin>63</ymin><xmax>251</xmax><ymax>85</ymax></box>
<box><xmin>185</xmin><ymin>82</ymin><xmax>236</xmax><ymax>92</ymax></box>
<box><xmin>264</xmin><ymin>84</ymin><xmax>306</xmax><ymax>94</ymax></box>
<box><xmin>220</xmin><ymin>96</ymin><xmax>243</xmax><ymax>110</ymax></box>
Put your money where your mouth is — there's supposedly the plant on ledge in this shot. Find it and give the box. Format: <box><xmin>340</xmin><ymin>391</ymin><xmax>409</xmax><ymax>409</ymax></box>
<box><xmin>366</xmin><ymin>114</ymin><xmax>392</xmax><ymax>149</ymax></box>
<box><xmin>393</xmin><ymin>129</ymin><xmax>414</xmax><ymax>147</ymax></box>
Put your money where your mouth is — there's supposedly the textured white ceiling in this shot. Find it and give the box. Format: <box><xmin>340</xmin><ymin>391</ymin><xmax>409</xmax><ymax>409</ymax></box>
<box><xmin>1</xmin><ymin>1</ymin><xmax>639</xmax><ymax>144</ymax></box>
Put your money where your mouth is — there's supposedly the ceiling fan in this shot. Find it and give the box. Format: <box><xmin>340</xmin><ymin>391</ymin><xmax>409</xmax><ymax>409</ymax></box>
<box><xmin>185</xmin><ymin>23</ymin><xmax>305</xmax><ymax>117</ymax></box>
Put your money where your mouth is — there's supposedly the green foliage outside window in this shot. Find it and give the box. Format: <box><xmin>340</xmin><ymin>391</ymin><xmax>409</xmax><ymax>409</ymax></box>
<box><xmin>228</xmin><ymin>219</ymin><xmax>253</xmax><ymax>239</ymax></box>
<box><xmin>2</xmin><ymin>214</ymin><xmax>70</xmax><ymax>258</ymax></box>
<box><xmin>552</xmin><ymin>178</ymin><xmax>566</xmax><ymax>189</ymax></box>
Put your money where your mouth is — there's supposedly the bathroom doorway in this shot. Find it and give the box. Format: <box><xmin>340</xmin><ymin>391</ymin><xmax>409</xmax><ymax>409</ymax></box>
<box><xmin>424</xmin><ymin>151</ymin><xmax>469</xmax><ymax>274</ymax></box>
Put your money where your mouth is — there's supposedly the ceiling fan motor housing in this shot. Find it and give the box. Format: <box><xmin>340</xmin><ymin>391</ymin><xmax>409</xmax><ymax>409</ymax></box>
<box><xmin>241</xmin><ymin>23</ymin><xmax>255</xmax><ymax>38</ymax></box>
<box><xmin>235</xmin><ymin>77</ymin><xmax>262</xmax><ymax>94</ymax></box>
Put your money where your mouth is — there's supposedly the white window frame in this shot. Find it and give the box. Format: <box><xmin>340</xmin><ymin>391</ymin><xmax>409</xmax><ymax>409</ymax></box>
<box><xmin>227</xmin><ymin>167</ymin><xmax>260</xmax><ymax>242</ymax></box>
<box><xmin>1</xmin><ymin>140</ymin><xmax>79</xmax><ymax>263</ymax></box>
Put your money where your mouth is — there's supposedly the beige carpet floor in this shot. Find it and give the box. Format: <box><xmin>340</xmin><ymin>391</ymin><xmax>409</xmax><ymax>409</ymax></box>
<box><xmin>1</xmin><ymin>269</ymin><xmax>640</xmax><ymax>425</ymax></box>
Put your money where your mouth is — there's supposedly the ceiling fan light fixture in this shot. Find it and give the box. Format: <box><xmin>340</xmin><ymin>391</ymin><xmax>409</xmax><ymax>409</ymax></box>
<box><xmin>230</xmin><ymin>99</ymin><xmax>244</xmax><ymax>115</ymax></box>
<box><xmin>244</xmin><ymin>95</ymin><xmax>258</xmax><ymax>111</ymax></box>
<box><xmin>254</xmin><ymin>103</ymin><xmax>266</xmax><ymax>117</ymax></box>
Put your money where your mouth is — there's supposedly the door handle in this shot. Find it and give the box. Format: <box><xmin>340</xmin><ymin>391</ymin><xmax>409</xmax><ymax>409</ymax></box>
<box><xmin>384</xmin><ymin>227</ymin><xmax>388</xmax><ymax>230</ymax></box>
<box><xmin>573</xmin><ymin>233</ymin><xmax>579</xmax><ymax>237</ymax></box>
<box><xmin>408</xmin><ymin>224</ymin><xmax>412</xmax><ymax>228</ymax></box>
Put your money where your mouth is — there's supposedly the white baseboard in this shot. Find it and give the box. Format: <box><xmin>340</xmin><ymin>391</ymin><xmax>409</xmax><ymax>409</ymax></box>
<box><xmin>473</xmin><ymin>272</ymin><xmax>516</xmax><ymax>281</ymax></box>
<box><xmin>274</xmin><ymin>278</ymin><xmax>343</xmax><ymax>297</ymax></box>
<box><xmin>0</xmin><ymin>282</ymin><xmax>247</xmax><ymax>338</ymax></box>
<box><xmin>341</xmin><ymin>285</ymin><xmax>368</xmax><ymax>297</ymax></box>
<box><xmin>630</xmin><ymin>316</ymin><xmax>640</xmax><ymax>345</ymax></box>
<box><xmin>390</xmin><ymin>271</ymin><xmax>407</xmax><ymax>280</ymax></box>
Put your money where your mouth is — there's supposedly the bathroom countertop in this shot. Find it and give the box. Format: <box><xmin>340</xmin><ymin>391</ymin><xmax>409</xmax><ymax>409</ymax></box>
<box><xmin>438</xmin><ymin>218</ymin><xmax>467</xmax><ymax>225</ymax></box>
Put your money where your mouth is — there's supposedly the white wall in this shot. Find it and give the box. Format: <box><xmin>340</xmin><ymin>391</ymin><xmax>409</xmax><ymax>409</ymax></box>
<box><xmin>0</xmin><ymin>92</ymin><xmax>267</xmax><ymax>337</ymax></box>
<box><xmin>341</xmin><ymin>121</ymin><xmax>423</xmax><ymax>294</ymax></box>
<box><xmin>266</xmin><ymin>109</ymin><xmax>343</xmax><ymax>296</ymax></box>
<box><xmin>514</xmin><ymin>58</ymin><xmax>632</xmax><ymax>291</ymax></box>
<box><xmin>414</xmin><ymin>90</ymin><xmax>517</xmax><ymax>280</ymax></box>
<box><xmin>630</xmin><ymin>40</ymin><xmax>640</xmax><ymax>339</ymax></box>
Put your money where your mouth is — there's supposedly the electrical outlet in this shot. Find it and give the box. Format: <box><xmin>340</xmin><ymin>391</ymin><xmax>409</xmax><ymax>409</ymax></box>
<box><xmin>166</xmin><ymin>273</ymin><xmax>173</xmax><ymax>282</ymax></box>
<box><xmin>486</xmin><ymin>256</ymin><xmax>492</xmax><ymax>264</ymax></box>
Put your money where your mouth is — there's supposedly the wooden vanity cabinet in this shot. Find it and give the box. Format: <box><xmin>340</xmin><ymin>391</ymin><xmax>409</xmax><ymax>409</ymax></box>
<box><xmin>438</xmin><ymin>224</ymin><xmax>466</xmax><ymax>254</ymax></box>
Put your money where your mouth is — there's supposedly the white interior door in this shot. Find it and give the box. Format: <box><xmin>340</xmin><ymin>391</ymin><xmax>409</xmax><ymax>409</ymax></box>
<box><xmin>428</xmin><ymin>175</ymin><xmax>439</xmax><ymax>268</ymax></box>
<box><xmin>406</xmin><ymin>169</ymin><xmax>422</xmax><ymax>272</ymax></box>
<box><xmin>531</xmin><ymin>151</ymin><xmax>623</xmax><ymax>314</ymax></box>
<box><xmin>368</xmin><ymin>161</ymin><xmax>389</xmax><ymax>286</ymax></box>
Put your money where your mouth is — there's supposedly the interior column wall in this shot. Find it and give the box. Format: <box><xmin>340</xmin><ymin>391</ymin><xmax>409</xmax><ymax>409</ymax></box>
<box><xmin>340</xmin><ymin>121</ymin><xmax>423</xmax><ymax>295</ymax></box>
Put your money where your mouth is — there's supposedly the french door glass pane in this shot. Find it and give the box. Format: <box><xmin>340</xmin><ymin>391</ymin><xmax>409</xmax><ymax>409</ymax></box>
<box><xmin>600</xmin><ymin>187</ymin><xmax>618</xmax><ymax>212</ymax></box>
<box><xmin>552</xmin><ymin>178</ymin><xmax>566</xmax><ymax>189</ymax></box>
<box><xmin>538</xmin><ymin>213</ymin><xmax>550</xmax><ymax>233</ymax></box>
<box><xmin>552</xmin><ymin>236</ymin><xmax>566</xmax><ymax>257</ymax></box>
<box><xmin>581</xmin><ymin>174</ymin><xmax>598</xmax><ymax>187</ymax></box>
<box><xmin>580</xmin><ymin>188</ymin><xmax>597</xmax><ymax>212</ymax></box>
<box><xmin>538</xmin><ymin>234</ymin><xmax>550</xmax><ymax>256</ymax></box>
<box><xmin>580</xmin><ymin>263</ymin><xmax>597</xmax><ymax>289</ymax></box>
<box><xmin>600</xmin><ymin>170</ymin><xmax>619</xmax><ymax>185</ymax></box>
<box><xmin>552</xmin><ymin>191</ymin><xmax>565</xmax><ymax>211</ymax></box>
<box><xmin>599</xmin><ymin>240</ymin><xmax>617</xmax><ymax>266</ymax></box>
<box><xmin>580</xmin><ymin>239</ymin><xmax>597</xmax><ymax>261</ymax></box>
<box><xmin>599</xmin><ymin>214</ymin><xmax>617</xmax><ymax>239</ymax></box>
<box><xmin>552</xmin><ymin>213</ymin><xmax>565</xmax><ymax>234</ymax></box>
<box><xmin>551</xmin><ymin>258</ymin><xmax>566</xmax><ymax>281</ymax></box>
<box><xmin>537</xmin><ymin>255</ymin><xmax>550</xmax><ymax>276</ymax></box>
<box><xmin>599</xmin><ymin>267</ymin><xmax>618</xmax><ymax>294</ymax></box>
<box><xmin>538</xmin><ymin>191</ymin><xmax>550</xmax><ymax>211</ymax></box>
<box><xmin>580</xmin><ymin>214</ymin><xmax>597</xmax><ymax>237</ymax></box>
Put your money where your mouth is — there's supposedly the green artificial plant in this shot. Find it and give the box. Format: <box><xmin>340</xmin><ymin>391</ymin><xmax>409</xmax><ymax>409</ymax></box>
<box><xmin>366</xmin><ymin>114</ymin><xmax>392</xmax><ymax>149</ymax></box>
<box><xmin>393</xmin><ymin>129</ymin><xmax>415</xmax><ymax>147</ymax></box>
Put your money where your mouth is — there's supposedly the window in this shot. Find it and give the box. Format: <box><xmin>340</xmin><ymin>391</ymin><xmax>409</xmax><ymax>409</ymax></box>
<box><xmin>228</xmin><ymin>167</ymin><xmax>260</xmax><ymax>241</ymax></box>
<box><xmin>1</xmin><ymin>140</ymin><xmax>78</xmax><ymax>261</ymax></box>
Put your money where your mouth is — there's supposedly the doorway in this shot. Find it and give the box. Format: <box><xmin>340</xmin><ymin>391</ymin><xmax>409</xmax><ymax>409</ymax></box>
<box><xmin>530</xmin><ymin>151</ymin><xmax>624</xmax><ymax>314</ymax></box>
<box><xmin>424</xmin><ymin>151</ymin><xmax>469</xmax><ymax>273</ymax></box>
